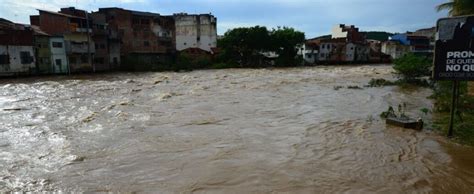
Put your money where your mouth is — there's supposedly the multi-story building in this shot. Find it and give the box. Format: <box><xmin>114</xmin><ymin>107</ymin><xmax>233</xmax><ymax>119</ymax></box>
<box><xmin>389</xmin><ymin>33</ymin><xmax>432</xmax><ymax>55</ymax></box>
<box><xmin>381</xmin><ymin>40</ymin><xmax>410</xmax><ymax>60</ymax></box>
<box><xmin>174</xmin><ymin>13</ymin><xmax>217</xmax><ymax>53</ymax></box>
<box><xmin>332</xmin><ymin>24</ymin><xmax>366</xmax><ymax>43</ymax></box>
<box><xmin>97</xmin><ymin>7</ymin><xmax>175</xmax><ymax>70</ymax></box>
<box><xmin>297</xmin><ymin>42</ymin><xmax>318</xmax><ymax>64</ymax></box>
<box><xmin>32</xmin><ymin>25</ymin><xmax>52</xmax><ymax>74</ymax></box>
<box><xmin>0</xmin><ymin>19</ymin><xmax>36</xmax><ymax>76</ymax></box>
<box><xmin>91</xmin><ymin>12</ymin><xmax>121</xmax><ymax>71</ymax></box>
<box><xmin>31</xmin><ymin>7</ymin><xmax>95</xmax><ymax>72</ymax></box>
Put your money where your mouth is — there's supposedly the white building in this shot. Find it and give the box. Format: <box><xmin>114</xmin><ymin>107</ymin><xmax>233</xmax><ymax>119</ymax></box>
<box><xmin>0</xmin><ymin>45</ymin><xmax>35</xmax><ymax>75</ymax></box>
<box><xmin>381</xmin><ymin>41</ymin><xmax>410</xmax><ymax>60</ymax></box>
<box><xmin>174</xmin><ymin>13</ymin><xmax>217</xmax><ymax>53</ymax></box>
<box><xmin>49</xmin><ymin>36</ymin><xmax>69</xmax><ymax>74</ymax></box>
<box><xmin>0</xmin><ymin>20</ymin><xmax>36</xmax><ymax>75</ymax></box>
<box><xmin>345</xmin><ymin>43</ymin><xmax>356</xmax><ymax>62</ymax></box>
<box><xmin>297</xmin><ymin>43</ymin><xmax>318</xmax><ymax>64</ymax></box>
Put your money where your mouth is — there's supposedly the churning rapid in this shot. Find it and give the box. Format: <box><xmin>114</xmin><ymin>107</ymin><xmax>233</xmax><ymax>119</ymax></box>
<box><xmin>0</xmin><ymin>65</ymin><xmax>473</xmax><ymax>193</ymax></box>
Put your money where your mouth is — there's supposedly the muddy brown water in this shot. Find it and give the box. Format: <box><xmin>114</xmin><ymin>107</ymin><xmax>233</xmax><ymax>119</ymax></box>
<box><xmin>0</xmin><ymin>65</ymin><xmax>473</xmax><ymax>193</ymax></box>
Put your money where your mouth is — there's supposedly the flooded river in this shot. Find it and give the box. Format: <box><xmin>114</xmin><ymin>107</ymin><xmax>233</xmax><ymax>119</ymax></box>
<box><xmin>0</xmin><ymin>65</ymin><xmax>473</xmax><ymax>193</ymax></box>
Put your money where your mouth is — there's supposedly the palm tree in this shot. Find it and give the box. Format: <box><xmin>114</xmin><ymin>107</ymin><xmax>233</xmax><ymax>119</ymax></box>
<box><xmin>436</xmin><ymin>0</ymin><xmax>474</xmax><ymax>16</ymax></box>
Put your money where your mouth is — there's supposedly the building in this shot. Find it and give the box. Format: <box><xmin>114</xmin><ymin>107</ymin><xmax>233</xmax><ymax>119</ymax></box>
<box><xmin>332</xmin><ymin>24</ymin><xmax>366</xmax><ymax>43</ymax></box>
<box><xmin>97</xmin><ymin>7</ymin><xmax>175</xmax><ymax>70</ymax></box>
<box><xmin>297</xmin><ymin>42</ymin><xmax>318</xmax><ymax>64</ymax></box>
<box><xmin>31</xmin><ymin>8</ymin><xmax>95</xmax><ymax>73</ymax></box>
<box><xmin>50</xmin><ymin>36</ymin><xmax>69</xmax><ymax>74</ymax></box>
<box><xmin>381</xmin><ymin>40</ymin><xmax>410</xmax><ymax>60</ymax></box>
<box><xmin>174</xmin><ymin>13</ymin><xmax>217</xmax><ymax>53</ymax></box>
<box><xmin>0</xmin><ymin>19</ymin><xmax>36</xmax><ymax>76</ymax></box>
<box><xmin>318</xmin><ymin>38</ymin><xmax>347</xmax><ymax>62</ymax></box>
<box><xmin>91</xmin><ymin>12</ymin><xmax>120</xmax><ymax>71</ymax></box>
<box><xmin>32</xmin><ymin>25</ymin><xmax>52</xmax><ymax>74</ymax></box>
<box><xmin>389</xmin><ymin>33</ymin><xmax>432</xmax><ymax>55</ymax></box>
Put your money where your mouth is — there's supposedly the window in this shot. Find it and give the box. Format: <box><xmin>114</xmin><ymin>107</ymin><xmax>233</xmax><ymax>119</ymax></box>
<box><xmin>20</xmin><ymin>52</ymin><xmax>32</xmax><ymax>64</ymax></box>
<box><xmin>184</xmin><ymin>42</ymin><xmax>187</xmax><ymax>46</ymax></box>
<box><xmin>55</xmin><ymin>59</ymin><xmax>62</xmax><ymax>66</ymax></box>
<box><xmin>69</xmin><ymin>57</ymin><xmax>77</xmax><ymax>64</ymax></box>
<box><xmin>144</xmin><ymin>41</ymin><xmax>150</xmax><ymax>47</ymax></box>
<box><xmin>94</xmin><ymin>57</ymin><xmax>104</xmax><ymax>64</ymax></box>
<box><xmin>113</xmin><ymin>57</ymin><xmax>118</xmax><ymax>65</ymax></box>
<box><xmin>197</xmin><ymin>36</ymin><xmax>201</xmax><ymax>41</ymax></box>
<box><xmin>132</xmin><ymin>18</ymin><xmax>140</xmax><ymax>25</ymax></box>
<box><xmin>52</xmin><ymin>42</ymin><xmax>63</xmax><ymax>48</ymax></box>
<box><xmin>81</xmin><ymin>55</ymin><xmax>88</xmax><ymax>63</ymax></box>
<box><xmin>0</xmin><ymin>54</ymin><xmax>9</xmax><ymax>64</ymax></box>
<box><xmin>95</xmin><ymin>43</ymin><xmax>99</xmax><ymax>49</ymax></box>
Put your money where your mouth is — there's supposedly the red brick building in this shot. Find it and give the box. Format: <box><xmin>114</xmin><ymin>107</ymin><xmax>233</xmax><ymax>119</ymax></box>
<box><xmin>97</xmin><ymin>8</ymin><xmax>175</xmax><ymax>70</ymax></box>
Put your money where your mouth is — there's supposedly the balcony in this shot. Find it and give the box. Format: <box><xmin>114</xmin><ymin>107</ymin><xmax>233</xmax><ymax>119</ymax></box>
<box><xmin>65</xmin><ymin>41</ymin><xmax>95</xmax><ymax>54</ymax></box>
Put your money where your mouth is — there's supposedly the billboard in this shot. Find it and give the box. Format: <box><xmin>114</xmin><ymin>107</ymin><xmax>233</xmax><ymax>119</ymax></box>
<box><xmin>433</xmin><ymin>15</ymin><xmax>474</xmax><ymax>80</ymax></box>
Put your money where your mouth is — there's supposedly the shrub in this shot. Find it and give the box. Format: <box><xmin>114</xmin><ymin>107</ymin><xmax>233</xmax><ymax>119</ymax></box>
<box><xmin>393</xmin><ymin>53</ymin><xmax>431</xmax><ymax>80</ymax></box>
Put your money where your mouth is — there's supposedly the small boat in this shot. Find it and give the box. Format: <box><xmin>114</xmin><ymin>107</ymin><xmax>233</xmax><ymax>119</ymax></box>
<box><xmin>386</xmin><ymin>117</ymin><xmax>423</xmax><ymax>130</ymax></box>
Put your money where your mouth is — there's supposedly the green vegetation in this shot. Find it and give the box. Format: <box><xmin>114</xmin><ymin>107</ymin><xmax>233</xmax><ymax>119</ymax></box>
<box><xmin>437</xmin><ymin>0</ymin><xmax>474</xmax><ymax>16</ymax></box>
<box><xmin>393</xmin><ymin>53</ymin><xmax>431</xmax><ymax>82</ymax></box>
<box><xmin>430</xmin><ymin>81</ymin><xmax>474</xmax><ymax>145</ymax></box>
<box><xmin>218</xmin><ymin>26</ymin><xmax>305</xmax><ymax>67</ymax></box>
<box><xmin>364</xmin><ymin>31</ymin><xmax>394</xmax><ymax>41</ymax></box>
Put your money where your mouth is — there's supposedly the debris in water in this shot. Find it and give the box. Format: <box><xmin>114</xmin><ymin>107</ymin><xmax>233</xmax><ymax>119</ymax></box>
<box><xmin>3</xmin><ymin>107</ymin><xmax>30</xmax><ymax>111</ymax></box>
<box><xmin>386</xmin><ymin>117</ymin><xmax>424</xmax><ymax>130</ymax></box>
<box><xmin>82</xmin><ymin>112</ymin><xmax>97</xmax><ymax>123</ymax></box>
<box><xmin>159</xmin><ymin>93</ymin><xmax>174</xmax><ymax>101</ymax></box>
<box><xmin>347</xmin><ymin>85</ymin><xmax>363</xmax><ymax>89</ymax></box>
<box><xmin>119</xmin><ymin>101</ymin><xmax>131</xmax><ymax>106</ymax></box>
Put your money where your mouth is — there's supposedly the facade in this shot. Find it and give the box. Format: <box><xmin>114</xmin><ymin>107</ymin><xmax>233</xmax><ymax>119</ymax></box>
<box><xmin>0</xmin><ymin>19</ymin><xmax>36</xmax><ymax>75</ymax></box>
<box><xmin>97</xmin><ymin>7</ymin><xmax>175</xmax><ymax>70</ymax></box>
<box><xmin>297</xmin><ymin>43</ymin><xmax>318</xmax><ymax>64</ymax></box>
<box><xmin>50</xmin><ymin>36</ymin><xmax>69</xmax><ymax>73</ymax></box>
<box><xmin>318</xmin><ymin>38</ymin><xmax>347</xmax><ymax>62</ymax></box>
<box><xmin>91</xmin><ymin>12</ymin><xmax>113</xmax><ymax>71</ymax></box>
<box><xmin>389</xmin><ymin>33</ymin><xmax>432</xmax><ymax>55</ymax></box>
<box><xmin>332</xmin><ymin>24</ymin><xmax>365</xmax><ymax>43</ymax></box>
<box><xmin>174</xmin><ymin>13</ymin><xmax>217</xmax><ymax>53</ymax></box>
<box><xmin>32</xmin><ymin>26</ymin><xmax>52</xmax><ymax>74</ymax></box>
<box><xmin>381</xmin><ymin>40</ymin><xmax>410</xmax><ymax>60</ymax></box>
<box><xmin>32</xmin><ymin>8</ymin><xmax>95</xmax><ymax>73</ymax></box>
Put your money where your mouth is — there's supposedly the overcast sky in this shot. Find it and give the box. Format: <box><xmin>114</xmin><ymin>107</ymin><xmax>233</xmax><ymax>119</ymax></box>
<box><xmin>0</xmin><ymin>0</ymin><xmax>449</xmax><ymax>38</ymax></box>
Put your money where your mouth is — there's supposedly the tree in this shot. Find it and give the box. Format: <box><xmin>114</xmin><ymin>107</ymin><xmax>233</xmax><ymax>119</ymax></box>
<box><xmin>218</xmin><ymin>26</ymin><xmax>272</xmax><ymax>67</ymax></box>
<box><xmin>270</xmin><ymin>27</ymin><xmax>305</xmax><ymax>66</ymax></box>
<box><xmin>437</xmin><ymin>0</ymin><xmax>474</xmax><ymax>16</ymax></box>
<box><xmin>393</xmin><ymin>53</ymin><xmax>431</xmax><ymax>81</ymax></box>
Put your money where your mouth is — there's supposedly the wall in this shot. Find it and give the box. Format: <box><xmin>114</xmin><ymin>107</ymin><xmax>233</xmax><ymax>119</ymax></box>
<box><xmin>381</xmin><ymin>41</ymin><xmax>409</xmax><ymax>60</ymax></box>
<box><xmin>0</xmin><ymin>45</ymin><xmax>35</xmax><ymax>74</ymax></box>
<box><xmin>50</xmin><ymin>37</ymin><xmax>68</xmax><ymax>74</ymax></box>
<box><xmin>332</xmin><ymin>25</ymin><xmax>348</xmax><ymax>39</ymax></box>
<box><xmin>345</xmin><ymin>43</ymin><xmax>355</xmax><ymax>62</ymax></box>
<box><xmin>175</xmin><ymin>14</ymin><xmax>217</xmax><ymax>52</ymax></box>
<box><xmin>38</xmin><ymin>12</ymin><xmax>70</xmax><ymax>36</ymax></box>
<box><xmin>35</xmin><ymin>35</ymin><xmax>52</xmax><ymax>73</ymax></box>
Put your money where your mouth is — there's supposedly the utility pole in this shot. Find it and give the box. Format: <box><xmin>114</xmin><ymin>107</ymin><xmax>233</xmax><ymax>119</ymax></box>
<box><xmin>448</xmin><ymin>80</ymin><xmax>460</xmax><ymax>137</ymax></box>
<box><xmin>85</xmin><ymin>10</ymin><xmax>94</xmax><ymax>72</ymax></box>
